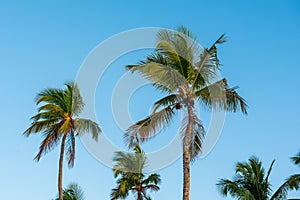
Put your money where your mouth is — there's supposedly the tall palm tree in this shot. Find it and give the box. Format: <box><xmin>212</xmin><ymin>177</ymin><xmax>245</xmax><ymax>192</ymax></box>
<box><xmin>55</xmin><ymin>182</ymin><xmax>85</xmax><ymax>200</ymax></box>
<box><xmin>125</xmin><ymin>26</ymin><xmax>247</xmax><ymax>200</ymax></box>
<box><xmin>111</xmin><ymin>146</ymin><xmax>161</xmax><ymax>200</ymax></box>
<box><xmin>24</xmin><ymin>82</ymin><xmax>101</xmax><ymax>200</ymax></box>
<box><xmin>217</xmin><ymin>156</ymin><xmax>300</xmax><ymax>199</ymax></box>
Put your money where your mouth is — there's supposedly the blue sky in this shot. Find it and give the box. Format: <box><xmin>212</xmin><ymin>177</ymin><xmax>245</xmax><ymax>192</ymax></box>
<box><xmin>1</xmin><ymin>1</ymin><xmax>300</xmax><ymax>199</ymax></box>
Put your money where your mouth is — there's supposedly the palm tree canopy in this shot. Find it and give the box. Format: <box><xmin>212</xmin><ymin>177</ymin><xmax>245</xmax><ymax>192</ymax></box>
<box><xmin>113</xmin><ymin>145</ymin><xmax>147</xmax><ymax>175</ymax></box>
<box><xmin>125</xmin><ymin>26</ymin><xmax>247</xmax><ymax>160</ymax></box>
<box><xmin>24</xmin><ymin>82</ymin><xmax>101</xmax><ymax>167</ymax></box>
<box><xmin>111</xmin><ymin>146</ymin><xmax>161</xmax><ymax>200</ymax></box>
<box><xmin>55</xmin><ymin>183</ymin><xmax>85</xmax><ymax>200</ymax></box>
<box><xmin>217</xmin><ymin>156</ymin><xmax>300</xmax><ymax>200</ymax></box>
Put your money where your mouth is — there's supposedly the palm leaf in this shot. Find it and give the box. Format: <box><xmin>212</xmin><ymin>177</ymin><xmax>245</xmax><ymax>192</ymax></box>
<box><xmin>66</xmin><ymin>131</ymin><xmax>76</xmax><ymax>168</ymax></box>
<box><xmin>65</xmin><ymin>83</ymin><xmax>84</xmax><ymax>116</ymax></box>
<box><xmin>195</xmin><ymin>79</ymin><xmax>248</xmax><ymax>114</ymax></box>
<box><xmin>217</xmin><ymin>179</ymin><xmax>254</xmax><ymax>199</ymax></box>
<box><xmin>24</xmin><ymin>118</ymin><xmax>60</xmax><ymax>136</ymax></box>
<box><xmin>125</xmin><ymin>106</ymin><xmax>175</xmax><ymax>147</ymax></box>
<box><xmin>291</xmin><ymin>151</ymin><xmax>300</xmax><ymax>166</ymax></box>
<box><xmin>142</xmin><ymin>173</ymin><xmax>161</xmax><ymax>186</ymax></box>
<box><xmin>113</xmin><ymin>148</ymin><xmax>147</xmax><ymax>174</ymax></box>
<box><xmin>34</xmin><ymin>124</ymin><xmax>61</xmax><ymax>161</ymax></box>
<box><xmin>180</xmin><ymin>113</ymin><xmax>205</xmax><ymax>161</ymax></box>
<box><xmin>152</xmin><ymin>94</ymin><xmax>182</xmax><ymax>113</ymax></box>
<box><xmin>35</xmin><ymin>88</ymin><xmax>67</xmax><ymax>112</ymax></box>
<box><xmin>127</xmin><ymin>61</ymin><xmax>188</xmax><ymax>92</ymax></box>
<box><xmin>190</xmin><ymin>34</ymin><xmax>227</xmax><ymax>91</ymax></box>
<box><xmin>74</xmin><ymin>118</ymin><xmax>101</xmax><ymax>141</ymax></box>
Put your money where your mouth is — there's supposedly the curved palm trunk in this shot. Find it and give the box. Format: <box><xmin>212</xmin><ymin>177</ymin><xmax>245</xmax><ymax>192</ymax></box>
<box><xmin>183</xmin><ymin>105</ymin><xmax>194</xmax><ymax>200</ymax></box>
<box><xmin>58</xmin><ymin>134</ymin><xmax>67</xmax><ymax>200</ymax></box>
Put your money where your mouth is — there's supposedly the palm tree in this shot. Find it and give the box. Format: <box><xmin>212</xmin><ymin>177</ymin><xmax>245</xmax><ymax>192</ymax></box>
<box><xmin>24</xmin><ymin>82</ymin><xmax>101</xmax><ymax>200</ymax></box>
<box><xmin>217</xmin><ymin>156</ymin><xmax>300</xmax><ymax>199</ymax></box>
<box><xmin>125</xmin><ymin>26</ymin><xmax>247</xmax><ymax>200</ymax></box>
<box><xmin>55</xmin><ymin>182</ymin><xmax>85</xmax><ymax>200</ymax></box>
<box><xmin>291</xmin><ymin>151</ymin><xmax>300</xmax><ymax>166</ymax></box>
<box><xmin>111</xmin><ymin>146</ymin><xmax>161</xmax><ymax>200</ymax></box>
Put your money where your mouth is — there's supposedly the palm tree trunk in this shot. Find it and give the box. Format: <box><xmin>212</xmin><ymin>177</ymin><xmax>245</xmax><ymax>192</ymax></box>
<box><xmin>58</xmin><ymin>133</ymin><xmax>67</xmax><ymax>200</ymax></box>
<box><xmin>183</xmin><ymin>105</ymin><xmax>194</xmax><ymax>200</ymax></box>
<box><xmin>183</xmin><ymin>145</ymin><xmax>191</xmax><ymax>200</ymax></box>
<box><xmin>137</xmin><ymin>192</ymin><xmax>142</xmax><ymax>200</ymax></box>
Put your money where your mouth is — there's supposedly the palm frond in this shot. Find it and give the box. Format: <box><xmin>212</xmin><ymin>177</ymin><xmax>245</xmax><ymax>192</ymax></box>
<box><xmin>37</xmin><ymin>104</ymin><xmax>65</xmax><ymax>116</ymax></box>
<box><xmin>190</xmin><ymin>34</ymin><xmax>226</xmax><ymax>91</ymax></box>
<box><xmin>144</xmin><ymin>184</ymin><xmax>160</xmax><ymax>192</ymax></box>
<box><xmin>66</xmin><ymin>131</ymin><xmax>76</xmax><ymax>168</ymax></box>
<box><xmin>291</xmin><ymin>151</ymin><xmax>300</xmax><ymax>166</ymax></box>
<box><xmin>214</xmin><ymin>34</ymin><xmax>227</xmax><ymax>45</ymax></box>
<box><xmin>225</xmin><ymin>87</ymin><xmax>248</xmax><ymax>115</ymax></box>
<box><xmin>125</xmin><ymin>106</ymin><xmax>175</xmax><ymax>148</ymax></box>
<box><xmin>35</xmin><ymin>88</ymin><xmax>67</xmax><ymax>112</ymax></box>
<box><xmin>34</xmin><ymin>124</ymin><xmax>61</xmax><ymax>161</ymax></box>
<box><xmin>152</xmin><ymin>94</ymin><xmax>182</xmax><ymax>113</ymax></box>
<box><xmin>217</xmin><ymin>179</ymin><xmax>253</xmax><ymax>199</ymax></box>
<box><xmin>266</xmin><ymin>160</ymin><xmax>276</xmax><ymax>187</ymax></box>
<box><xmin>143</xmin><ymin>173</ymin><xmax>161</xmax><ymax>185</ymax></box>
<box><xmin>157</xmin><ymin>27</ymin><xmax>202</xmax><ymax>82</ymax></box>
<box><xmin>156</xmin><ymin>40</ymin><xmax>182</xmax><ymax>67</ymax></box>
<box><xmin>287</xmin><ymin>174</ymin><xmax>300</xmax><ymax>190</ymax></box>
<box><xmin>65</xmin><ymin>82</ymin><xmax>85</xmax><ymax>116</ymax></box>
<box><xmin>195</xmin><ymin>79</ymin><xmax>227</xmax><ymax>108</ymax></box>
<box><xmin>74</xmin><ymin>118</ymin><xmax>101</xmax><ymax>141</ymax></box>
<box><xmin>62</xmin><ymin>182</ymin><xmax>85</xmax><ymax>200</ymax></box>
<box><xmin>30</xmin><ymin>111</ymin><xmax>62</xmax><ymax>122</ymax></box>
<box><xmin>110</xmin><ymin>185</ymin><xmax>129</xmax><ymax>200</ymax></box>
<box><xmin>195</xmin><ymin>79</ymin><xmax>248</xmax><ymax>114</ymax></box>
<box><xmin>180</xmin><ymin>112</ymin><xmax>205</xmax><ymax>161</ymax></box>
<box><xmin>127</xmin><ymin>61</ymin><xmax>188</xmax><ymax>93</ymax></box>
<box><xmin>270</xmin><ymin>174</ymin><xmax>300</xmax><ymax>200</ymax></box>
<box><xmin>24</xmin><ymin>118</ymin><xmax>60</xmax><ymax>136</ymax></box>
<box><xmin>113</xmin><ymin>148</ymin><xmax>147</xmax><ymax>174</ymax></box>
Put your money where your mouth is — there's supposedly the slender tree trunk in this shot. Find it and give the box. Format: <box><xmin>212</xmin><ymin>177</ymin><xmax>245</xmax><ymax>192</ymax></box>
<box><xmin>58</xmin><ymin>134</ymin><xmax>67</xmax><ymax>200</ymax></box>
<box><xmin>137</xmin><ymin>192</ymin><xmax>142</xmax><ymax>200</ymax></box>
<box><xmin>183</xmin><ymin>105</ymin><xmax>194</xmax><ymax>200</ymax></box>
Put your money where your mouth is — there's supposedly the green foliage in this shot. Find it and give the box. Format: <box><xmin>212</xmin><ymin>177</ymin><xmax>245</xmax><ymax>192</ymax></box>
<box><xmin>217</xmin><ymin>156</ymin><xmax>300</xmax><ymax>200</ymax></box>
<box><xmin>291</xmin><ymin>151</ymin><xmax>300</xmax><ymax>166</ymax></box>
<box><xmin>111</xmin><ymin>146</ymin><xmax>161</xmax><ymax>200</ymax></box>
<box><xmin>125</xmin><ymin>26</ymin><xmax>247</xmax><ymax>161</ymax></box>
<box><xmin>24</xmin><ymin>82</ymin><xmax>101</xmax><ymax>167</ymax></box>
<box><xmin>54</xmin><ymin>183</ymin><xmax>85</xmax><ymax>200</ymax></box>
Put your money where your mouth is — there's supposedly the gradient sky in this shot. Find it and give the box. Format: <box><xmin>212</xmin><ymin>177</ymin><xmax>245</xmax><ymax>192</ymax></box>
<box><xmin>1</xmin><ymin>1</ymin><xmax>300</xmax><ymax>199</ymax></box>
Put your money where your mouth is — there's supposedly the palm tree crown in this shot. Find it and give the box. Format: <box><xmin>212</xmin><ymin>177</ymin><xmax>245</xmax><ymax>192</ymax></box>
<box><xmin>55</xmin><ymin>183</ymin><xmax>85</xmax><ymax>200</ymax></box>
<box><xmin>125</xmin><ymin>26</ymin><xmax>247</xmax><ymax>200</ymax></box>
<box><xmin>111</xmin><ymin>146</ymin><xmax>161</xmax><ymax>200</ymax></box>
<box><xmin>217</xmin><ymin>156</ymin><xmax>300</xmax><ymax>200</ymax></box>
<box><xmin>24</xmin><ymin>82</ymin><xmax>101</xmax><ymax>200</ymax></box>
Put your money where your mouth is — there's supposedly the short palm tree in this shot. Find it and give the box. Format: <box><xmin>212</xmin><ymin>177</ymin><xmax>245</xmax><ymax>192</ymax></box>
<box><xmin>125</xmin><ymin>26</ymin><xmax>247</xmax><ymax>200</ymax></box>
<box><xmin>24</xmin><ymin>82</ymin><xmax>101</xmax><ymax>200</ymax></box>
<box><xmin>111</xmin><ymin>146</ymin><xmax>161</xmax><ymax>200</ymax></box>
<box><xmin>217</xmin><ymin>156</ymin><xmax>300</xmax><ymax>199</ymax></box>
<box><xmin>55</xmin><ymin>182</ymin><xmax>85</xmax><ymax>200</ymax></box>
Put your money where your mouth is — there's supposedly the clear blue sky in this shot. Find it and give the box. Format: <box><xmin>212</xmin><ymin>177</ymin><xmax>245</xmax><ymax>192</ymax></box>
<box><xmin>1</xmin><ymin>1</ymin><xmax>300</xmax><ymax>199</ymax></box>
